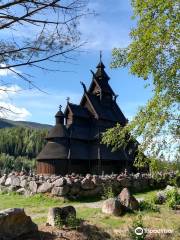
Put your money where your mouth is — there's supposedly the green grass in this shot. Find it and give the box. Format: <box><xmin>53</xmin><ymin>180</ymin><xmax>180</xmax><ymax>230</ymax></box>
<box><xmin>100</xmin><ymin>215</ymin><xmax>126</xmax><ymax>228</ymax></box>
<box><xmin>0</xmin><ymin>192</ymin><xmax>63</xmax><ymax>209</ymax></box>
<box><xmin>33</xmin><ymin>216</ymin><xmax>47</xmax><ymax>224</ymax></box>
<box><xmin>76</xmin><ymin>207</ymin><xmax>101</xmax><ymax>219</ymax></box>
<box><xmin>134</xmin><ymin>189</ymin><xmax>159</xmax><ymax>200</ymax></box>
<box><xmin>0</xmin><ymin>190</ymin><xmax>180</xmax><ymax>239</ymax></box>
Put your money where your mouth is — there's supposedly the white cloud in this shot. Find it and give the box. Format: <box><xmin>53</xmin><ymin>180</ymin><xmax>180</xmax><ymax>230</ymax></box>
<box><xmin>0</xmin><ymin>84</ymin><xmax>31</xmax><ymax>121</ymax></box>
<box><xmin>0</xmin><ymin>84</ymin><xmax>82</xmax><ymax>123</ymax></box>
<box><xmin>0</xmin><ymin>85</ymin><xmax>22</xmax><ymax>100</ymax></box>
<box><xmin>0</xmin><ymin>64</ymin><xmax>13</xmax><ymax>76</ymax></box>
<box><xmin>0</xmin><ymin>101</ymin><xmax>31</xmax><ymax>121</ymax></box>
<box><xmin>0</xmin><ymin>64</ymin><xmax>22</xmax><ymax>77</ymax></box>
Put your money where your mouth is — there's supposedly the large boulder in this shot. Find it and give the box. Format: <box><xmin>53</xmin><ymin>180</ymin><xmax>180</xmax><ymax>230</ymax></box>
<box><xmin>81</xmin><ymin>178</ymin><xmax>95</xmax><ymax>190</ymax></box>
<box><xmin>164</xmin><ymin>185</ymin><xmax>176</xmax><ymax>192</ymax></box>
<box><xmin>29</xmin><ymin>181</ymin><xmax>38</xmax><ymax>193</ymax></box>
<box><xmin>118</xmin><ymin>177</ymin><xmax>131</xmax><ymax>188</ymax></box>
<box><xmin>118</xmin><ymin>188</ymin><xmax>139</xmax><ymax>210</ymax></box>
<box><xmin>5</xmin><ymin>175</ymin><xmax>20</xmax><ymax>187</ymax></box>
<box><xmin>92</xmin><ymin>175</ymin><xmax>102</xmax><ymax>185</ymax></box>
<box><xmin>102</xmin><ymin>198</ymin><xmax>123</xmax><ymax>216</ymax></box>
<box><xmin>16</xmin><ymin>188</ymin><xmax>26</xmax><ymax>195</ymax></box>
<box><xmin>156</xmin><ymin>191</ymin><xmax>167</xmax><ymax>204</ymax></box>
<box><xmin>47</xmin><ymin>206</ymin><xmax>76</xmax><ymax>227</ymax></box>
<box><xmin>37</xmin><ymin>182</ymin><xmax>52</xmax><ymax>193</ymax></box>
<box><xmin>11</xmin><ymin>176</ymin><xmax>20</xmax><ymax>187</ymax></box>
<box><xmin>51</xmin><ymin>185</ymin><xmax>70</xmax><ymax>196</ymax></box>
<box><xmin>5</xmin><ymin>176</ymin><xmax>13</xmax><ymax>186</ymax></box>
<box><xmin>20</xmin><ymin>179</ymin><xmax>28</xmax><ymax>188</ymax></box>
<box><xmin>65</xmin><ymin>177</ymin><xmax>73</xmax><ymax>186</ymax></box>
<box><xmin>53</xmin><ymin>177</ymin><xmax>67</xmax><ymax>187</ymax></box>
<box><xmin>70</xmin><ymin>183</ymin><xmax>81</xmax><ymax>195</ymax></box>
<box><xmin>0</xmin><ymin>208</ymin><xmax>38</xmax><ymax>239</ymax></box>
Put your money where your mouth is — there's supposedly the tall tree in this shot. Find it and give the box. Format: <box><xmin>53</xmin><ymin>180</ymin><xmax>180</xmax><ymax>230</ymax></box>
<box><xmin>0</xmin><ymin>127</ymin><xmax>47</xmax><ymax>158</ymax></box>
<box><xmin>102</xmin><ymin>0</ymin><xmax>179</xmax><ymax>168</ymax></box>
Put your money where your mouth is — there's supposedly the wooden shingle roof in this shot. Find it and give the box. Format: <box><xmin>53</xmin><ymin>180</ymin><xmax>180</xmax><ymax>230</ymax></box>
<box><xmin>89</xmin><ymin>70</ymin><xmax>115</xmax><ymax>95</ymax></box>
<box><xmin>46</xmin><ymin>124</ymin><xmax>68</xmax><ymax>139</ymax></box>
<box><xmin>65</xmin><ymin>103</ymin><xmax>90</xmax><ymax>118</ymax></box>
<box><xmin>95</xmin><ymin>60</ymin><xmax>110</xmax><ymax>81</ymax></box>
<box><xmin>37</xmin><ymin>141</ymin><xmax>68</xmax><ymax>160</ymax></box>
<box><xmin>84</xmin><ymin>92</ymin><xmax>126</xmax><ymax>123</ymax></box>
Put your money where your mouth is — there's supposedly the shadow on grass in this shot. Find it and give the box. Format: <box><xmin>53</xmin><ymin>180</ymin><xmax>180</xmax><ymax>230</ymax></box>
<box><xmin>77</xmin><ymin>223</ymin><xmax>112</xmax><ymax>240</ymax></box>
<box><xmin>16</xmin><ymin>231</ymin><xmax>71</xmax><ymax>240</ymax></box>
<box><xmin>15</xmin><ymin>230</ymin><xmax>56</xmax><ymax>240</ymax></box>
<box><xmin>67</xmin><ymin>194</ymin><xmax>102</xmax><ymax>203</ymax></box>
<box><xmin>15</xmin><ymin>222</ymin><xmax>115</xmax><ymax>240</ymax></box>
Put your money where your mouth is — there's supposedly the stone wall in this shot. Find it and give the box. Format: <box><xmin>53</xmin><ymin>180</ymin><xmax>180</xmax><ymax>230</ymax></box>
<box><xmin>0</xmin><ymin>172</ymin><xmax>178</xmax><ymax>198</ymax></box>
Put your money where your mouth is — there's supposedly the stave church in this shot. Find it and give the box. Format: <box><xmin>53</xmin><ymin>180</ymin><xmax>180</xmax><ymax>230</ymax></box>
<box><xmin>36</xmin><ymin>57</ymin><xmax>138</xmax><ymax>175</ymax></box>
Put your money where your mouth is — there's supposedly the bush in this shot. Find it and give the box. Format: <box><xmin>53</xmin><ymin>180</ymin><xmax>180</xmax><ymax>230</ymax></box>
<box><xmin>151</xmin><ymin>192</ymin><xmax>166</xmax><ymax>205</ymax></box>
<box><xmin>168</xmin><ymin>173</ymin><xmax>180</xmax><ymax>187</ymax></box>
<box><xmin>55</xmin><ymin>213</ymin><xmax>82</xmax><ymax>229</ymax></box>
<box><xmin>66</xmin><ymin>214</ymin><xmax>82</xmax><ymax>228</ymax></box>
<box><xmin>166</xmin><ymin>188</ymin><xmax>180</xmax><ymax>209</ymax></box>
<box><xmin>139</xmin><ymin>200</ymin><xmax>160</xmax><ymax>212</ymax></box>
<box><xmin>102</xmin><ymin>183</ymin><xmax>115</xmax><ymax>199</ymax></box>
<box><xmin>54</xmin><ymin>213</ymin><xmax>64</xmax><ymax>228</ymax></box>
<box><xmin>129</xmin><ymin>214</ymin><xmax>147</xmax><ymax>240</ymax></box>
<box><xmin>0</xmin><ymin>153</ymin><xmax>36</xmax><ymax>173</ymax></box>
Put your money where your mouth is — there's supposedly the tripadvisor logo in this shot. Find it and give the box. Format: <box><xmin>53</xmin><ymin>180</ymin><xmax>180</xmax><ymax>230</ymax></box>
<box><xmin>135</xmin><ymin>227</ymin><xmax>173</xmax><ymax>235</ymax></box>
<box><xmin>135</xmin><ymin>227</ymin><xmax>144</xmax><ymax>236</ymax></box>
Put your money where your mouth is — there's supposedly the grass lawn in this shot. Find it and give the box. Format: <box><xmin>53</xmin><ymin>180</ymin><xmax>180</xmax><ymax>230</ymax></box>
<box><xmin>0</xmin><ymin>190</ymin><xmax>179</xmax><ymax>239</ymax></box>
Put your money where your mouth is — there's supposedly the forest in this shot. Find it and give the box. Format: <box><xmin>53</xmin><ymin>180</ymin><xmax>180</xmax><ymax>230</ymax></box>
<box><xmin>0</xmin><ymin>127</ymin><xmax>47</xmax><ymax>173</ymax></box>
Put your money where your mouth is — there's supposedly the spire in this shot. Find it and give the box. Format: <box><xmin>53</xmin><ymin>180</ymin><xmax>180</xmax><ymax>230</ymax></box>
<box><xmin>59</xmin><ymin>105</ymin><xmax>62</xmax><ymax>111</ymax></box>
<box><xmin>66</xmin><ymin>97</ymin><xmax>70</xmax><ymax>103</ymax></box>
<box><xmin>95</xmin><ymin>51</ymin><xmax>110</xmax><ymax>81</ymax></box>
<box><xmin>96</xmin><ymin>50</ymin><xmax>105</xmax><ymax>69</ymax></box>
<box><xmin>100</xmin><ymin>50</ymin><xmax>102</xmax><ymax>61</ymax></box>
<box><xmin>55</xmin><ymin>105</ymin><xmax>64</xmax><ymax>125</ymax></box>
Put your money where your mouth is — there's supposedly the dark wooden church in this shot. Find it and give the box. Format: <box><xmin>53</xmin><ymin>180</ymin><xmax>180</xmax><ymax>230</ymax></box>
<box><xmin>37</xmin><ymin>58</ymin><xmax>137</xmax><ymax>175</ymax></box>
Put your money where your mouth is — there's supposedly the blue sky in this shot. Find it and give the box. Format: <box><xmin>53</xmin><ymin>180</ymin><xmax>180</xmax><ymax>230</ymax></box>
<box><xmin>0</xmin><ymin>0</ymin><xmax>152</xmax><ymax>125</ymax></box>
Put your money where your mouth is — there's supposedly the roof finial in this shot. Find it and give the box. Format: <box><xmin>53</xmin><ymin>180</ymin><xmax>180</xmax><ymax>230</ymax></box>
<box><xmin>96</xmin><ymin>51</ymin><xmax>105</xmax><ymax>69</ymax></box>
<box><xmin>114</xmin><ymin>94</ymin><xmax>119</xmax><ymax>102</ymax></box>
<box><xmin>100</xmin><ymin>50</ymin><xmax>102</xmax><ymax>62</ymax></box>
<box><xmin>80</xmin><ymin>81</ymin><xmax>87</xmax><ymax>92</ymax></box>
<box><xmin>66</xmin><ymin>97</ymin><xmax>70</xmax><ymax>103</ymax></box>
<box><xmin>59</xmin><ymin>105</ymin><xmax>62</xmax><ymax>111</ymax></box>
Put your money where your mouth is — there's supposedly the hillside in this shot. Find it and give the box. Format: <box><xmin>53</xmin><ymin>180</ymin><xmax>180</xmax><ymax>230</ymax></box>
<box><xmin>0</xmin><ymin>118</ymin><xmax>52</xmax><ymax>129</ymax></box>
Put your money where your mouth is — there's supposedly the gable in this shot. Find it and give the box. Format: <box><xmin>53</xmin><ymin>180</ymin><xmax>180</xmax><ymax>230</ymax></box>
<box><xmin>80</xmin><ymin>94</ymin><xmax>99</xmax><ymax>119</ymax></box>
